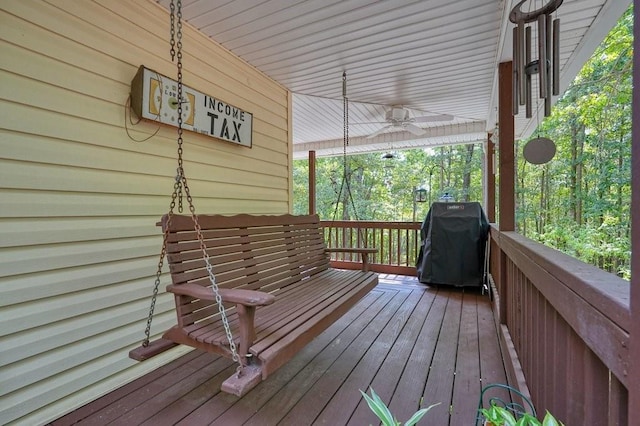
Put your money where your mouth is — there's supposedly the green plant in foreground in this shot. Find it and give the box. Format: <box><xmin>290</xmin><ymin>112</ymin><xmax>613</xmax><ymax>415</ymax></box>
<box><xmin>479</xmin><ymin>403</ymin><xmax>564</xmax><ymax>426</ymax></box>
<box><xmin>360</xmin><ymin>387</ymin><xmax>440</xmax><ymax>426</ymax></box>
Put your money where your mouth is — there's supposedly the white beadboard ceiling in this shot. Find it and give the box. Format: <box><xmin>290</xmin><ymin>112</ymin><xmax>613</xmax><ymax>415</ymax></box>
<box><xmin>156</xmin><ymin>0</ymin><xmax>629</xmax><ymax>159</ymax></box>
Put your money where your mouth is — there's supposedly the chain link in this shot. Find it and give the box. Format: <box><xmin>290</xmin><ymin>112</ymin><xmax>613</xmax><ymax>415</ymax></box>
<box><xmin>169</xmin><ymin>1</ymin><xmax>176</xmax><ymax>61</ymax></box>
<box><xmin>141</xmin><ymin>0</ymin><xmax>242</xmax><ymax>368</ymax></box>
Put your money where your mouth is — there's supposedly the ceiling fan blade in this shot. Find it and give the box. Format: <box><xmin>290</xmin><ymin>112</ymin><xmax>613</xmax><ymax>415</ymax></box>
<box><xmin>405</xmin><ymin>123</ymin><xmax>427</xmax><ymax>136</ymax></box>
<box><xmin>366</xmin><ymin>124</ymin><xmax>392</xmax><ymax>139</ymax></box>
<box><xmin>413</xmin><ymin>114</ymin><xmax>454</xmax><ymax>123</ymax></box>
<box><xmin>352</xmin><ymin>121</ymin><xmax>388</xmax><ymax>125</ymax></box>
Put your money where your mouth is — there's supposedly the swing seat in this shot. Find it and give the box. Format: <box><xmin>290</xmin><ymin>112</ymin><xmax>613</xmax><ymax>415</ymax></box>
<box><xmin>144</xmin><ymin>213</ymin><xmax>378</xmax><ymax>397</ymax></box>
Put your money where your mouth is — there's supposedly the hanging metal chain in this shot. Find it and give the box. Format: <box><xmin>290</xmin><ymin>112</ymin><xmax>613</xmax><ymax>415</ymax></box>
<box><xmin>142</xmin><ymin>0</ymin><xmax>242</xmax><ymax>372</ymax></box>
<box><xmin>169</xmin><ymin>1</ymin><xmax>176</xmax><ymax>61</ymax></box>
<box><xmin>175</xmin><ymin>0</ymin><xmax>184</xmax><ymax>212</ymax></box>
<box><xmin>329</xmin><ymin>73</ymin><xmax>349</xmax><ymax>229</ymax></box>
<box><xmin>342</xmin><ymin>71</ymin><xmax>349</xmax><ymax>155</ymax></box>
<box><xmin>341</xmin><ymin>72</ymin><xmax>361</xmax><ymax>224</ymax></box>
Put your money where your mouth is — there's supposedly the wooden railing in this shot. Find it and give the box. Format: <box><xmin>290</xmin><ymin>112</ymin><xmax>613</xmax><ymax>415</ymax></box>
<box><xmin>321</xmin><ymin>220</ymin><xmax>421</xmax><ymax>275</ymax></box>
<box><xmin>489</xmin><ymin>225</ymin><xmax>630</xmax><ymax>426</ymax></box>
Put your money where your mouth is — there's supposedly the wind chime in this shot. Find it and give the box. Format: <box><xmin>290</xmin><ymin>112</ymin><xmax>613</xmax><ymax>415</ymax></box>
<box><xmin>511</xmin><ymin>0</ymin><xmax>562</xmax><ymax>165</ymax></box>
<box><xmin>511</xmin><ymin>0</ymin><xmax>563</xmax><ymax>118</ymax></box>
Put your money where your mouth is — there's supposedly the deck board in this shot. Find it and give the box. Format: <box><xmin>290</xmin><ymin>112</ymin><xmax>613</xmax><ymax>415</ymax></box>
<box><xmin>451</xmin><ymin>291</ymin><xmax>482</xmax><ymax>425</ymax></box>
<box><xmin>52</xmin><ymin>275</ymin><xmax>508</xmax><ymax>426</ymax></box>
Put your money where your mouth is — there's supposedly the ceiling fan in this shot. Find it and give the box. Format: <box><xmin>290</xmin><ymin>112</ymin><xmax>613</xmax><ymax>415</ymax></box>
<box><xmin>358</xmin><ymin>106</ymin><xmax>454</xmax><ymax>139</ymax></box>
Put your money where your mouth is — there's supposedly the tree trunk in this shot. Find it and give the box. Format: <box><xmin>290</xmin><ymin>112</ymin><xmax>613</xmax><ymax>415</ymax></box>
<box><xmin>538</xmin><ymin>168</ymin><xmax>546</xmax><ymax>234</ymax></box>
<box><xmin>576</xmin><ymin>124</ymin><xmax>584</xmax><ymax>225</ymax></box>
<box><xmin>462</xmin><ymin>144</ymin><xmax>475</xmax><ymax>201</ymax></box>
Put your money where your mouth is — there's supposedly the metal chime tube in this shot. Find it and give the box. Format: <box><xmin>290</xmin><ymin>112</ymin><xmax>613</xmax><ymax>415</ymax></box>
<box><xmin>509</xmin><ymin>0</ymin><xmax>563</xmax><ymax>118</ymax></box>
<box><xmin>538</xmin><ymin>14</ymin><xmax>548</xmax><ymax>99</ymax></box>
<box><xmin>525</xmin><ymin>26</ymin><xmax>532</xmax><ymax>118</ymax></box>
<box><xmin>518</xmin><ymin>21</ymin><xmax>526</xmax><ymax>104</ymax></box>
<box><xmin>545</xmin><ymin>13</ymin><xmax>553</xmax><ymax>115</ymax></box>
<box><xmin>553</xmin><ymin>18</ymin><xmax>560</xmax><ymax>95</ymax></box>
<box><xmin>512</xmin><ymin>27</ymin><xmax>519</xmax><ymax>115</ymax></box>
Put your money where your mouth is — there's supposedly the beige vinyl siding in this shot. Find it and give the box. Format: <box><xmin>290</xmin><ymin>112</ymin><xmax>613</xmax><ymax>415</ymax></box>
<box><xmin>0</xmin><ymin>1</ymin><xmax>291</xmax><ymax>424</ymax></box>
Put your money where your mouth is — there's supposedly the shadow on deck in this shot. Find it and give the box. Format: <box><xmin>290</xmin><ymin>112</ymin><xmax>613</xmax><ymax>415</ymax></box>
<box><xmin>52</xmin><ymin>275</ymin><xmax>507</xmax><ymax>425</ymax></box>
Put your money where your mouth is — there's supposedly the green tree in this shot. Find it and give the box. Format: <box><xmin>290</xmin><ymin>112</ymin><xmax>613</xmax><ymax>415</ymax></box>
<box><xmin>516</xmin><ymin>5</ymin><xmax>632</xmax><ymax>278</ymax></box>
<box><xmin>294</xmin><ymin>143</ymin><xmax>485</xmax><ymax>222</ymax></box>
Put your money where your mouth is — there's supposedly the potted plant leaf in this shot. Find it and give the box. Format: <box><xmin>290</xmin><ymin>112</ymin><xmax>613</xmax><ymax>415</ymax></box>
<box><xmin>360</xmin><ymin>387</ymin><xmax>440</xmax><ymax>426</ymax></box>
<box><xmin>478</xmin><ymin>403</ymin><xmax>564</xmax><ymax>426</ymax></box>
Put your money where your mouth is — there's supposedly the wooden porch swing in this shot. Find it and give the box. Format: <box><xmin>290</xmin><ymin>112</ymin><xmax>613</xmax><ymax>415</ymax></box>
<box><xmin>128</xmin><ymin>1</ymin><xmax>378</xmax><ymax>397</ymax></box>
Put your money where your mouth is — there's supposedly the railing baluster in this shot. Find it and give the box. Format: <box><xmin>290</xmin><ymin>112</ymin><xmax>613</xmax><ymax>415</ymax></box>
<box><xmin>321</xmin><ymin>220</ymin><xmax>421</xmax><ymax>275</ymax></box>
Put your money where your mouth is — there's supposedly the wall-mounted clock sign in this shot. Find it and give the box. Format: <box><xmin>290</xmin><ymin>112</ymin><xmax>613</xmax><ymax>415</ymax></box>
<box><xmin>130</xmin><ymin>65</ymin><xmax>253</xmax><ymax>148</ymax></box>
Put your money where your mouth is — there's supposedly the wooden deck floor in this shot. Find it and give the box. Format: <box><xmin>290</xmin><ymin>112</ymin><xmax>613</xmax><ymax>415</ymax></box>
<box><xmin>52</xmin><ymin>275</ymin><xmax>507</xmax><ymax>426</ymax></box>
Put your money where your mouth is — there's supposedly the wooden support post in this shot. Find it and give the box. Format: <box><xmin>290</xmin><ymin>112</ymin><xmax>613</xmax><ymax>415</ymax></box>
<box><xmin>498</xmin><ymin>61</ymin><xmax>516</xmax><ymax>232</ymax></box>
<box><xmin>629</xmin><ymin>3</ymin><xmax>640</xmax><ymax>420</ymax></box>
<box><xmin>309</xmin><ymin>150</ymin><xmax>316</xmax><ymax>215</ymax></box>
<box><xmin>497</xmin><ymin>61</ymin><xmax>515</xmax><ymax>325</ymax></box>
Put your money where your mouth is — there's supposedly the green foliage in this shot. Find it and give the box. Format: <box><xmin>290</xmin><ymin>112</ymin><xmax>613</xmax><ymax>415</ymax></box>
<box><xmin>360</xmin><ymin>388</ymin><xmax>439</xmax><ymax>426</ymax></box>
<box><xmin>293</xmin><ymin>144</ymin><xmax>485</xmax><ymax>222</ymax></box>
<box><xmin>479</xmin><ymin>404</ymin><xmax>517</xmax><ymax>425</ymax></box>
<box><xmin>516</xmin><ymin>5</ymin><xmax>632</xmax><ymax>279</ymax></box>
<box><xmin>478</xmin><ymin>404</ymin><xmax>564</xmax><ymax>426</ymax></box>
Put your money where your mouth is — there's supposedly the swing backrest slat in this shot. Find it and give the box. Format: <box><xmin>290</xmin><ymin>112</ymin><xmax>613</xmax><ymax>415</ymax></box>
<box><xmin>161</xmin><ymin>213</ymin><xmax>331</xmax><ymax>327</ymax></box>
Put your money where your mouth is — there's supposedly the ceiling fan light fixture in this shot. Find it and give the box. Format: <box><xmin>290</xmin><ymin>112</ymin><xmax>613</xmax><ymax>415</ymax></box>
<box><xmin>388</xmin><ymin>107</ymin><xmax>409</xmax><ymax>121</ymax></box>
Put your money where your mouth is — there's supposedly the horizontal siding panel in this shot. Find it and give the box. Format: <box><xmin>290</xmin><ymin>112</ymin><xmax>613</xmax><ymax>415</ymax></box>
<box><xmin>0</xmin><ymin>275</ymin><xmax>167</xmax><ymax>335</ymax></box>
<box><xmin>0</xmin><ymin>308</ymin><xmax>180</xmax><ymax>396</ymax></box>
<box><xmin>0</xmin><ymin>160</ymin><xmax>288</xmax><ymax>199</ymax></box>
<box><xmin>0</xmin><ymin>70</ymin><xmax>125</xmax><ymax>128</ymax></box>
<box><xmin>0</xmin><ymin>190</ymin><xmax>169</xmax><ymax>218</ymax></box>
<box><xmin>0</xmin><ymin>189</ymin><xmax>289</xmax><ymax>218</ymax></box>
<box><xmin>0</xmin><ymin>11</ymin><xmax>133</xmax><ymax>84</ymax></box>
<box><xmin>0</xmin><ymin>237</ymin><xmax>159</xmax><ymax>277</ymax></box>
<box><xmin>0</xmin><ymin>217</ymin><xmax>158</xmax><ymax>248</ymax></box>
<box><xmin>0</xmin><ymin>40</ymin><xmax>126</xmax><ymax>105</ymax></box>
<box><xmin>0</xmin><ymin>257</ymin><xmax>162</xmax><ymax>305</ymax></box>
<box><xmin>0</xmin><ymin>102</ymin><xmax>288</xmax><ymax>174</ymax></box>
<box><xmin>0</xmin><ymin>299</ymin><xmax>177</xmax><ymax>367</ymax></box>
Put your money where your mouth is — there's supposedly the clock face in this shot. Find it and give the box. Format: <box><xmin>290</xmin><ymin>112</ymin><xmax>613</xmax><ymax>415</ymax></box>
<box><xmin>148</xmin><ymin>77</ymin><xmax>194</xmax><ymax>126</ymax></box>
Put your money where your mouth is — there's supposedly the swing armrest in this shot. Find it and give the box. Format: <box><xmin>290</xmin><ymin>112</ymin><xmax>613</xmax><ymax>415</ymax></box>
<box><xmin>166</xmin><ymin>284</ymin><xmax>275</xmax><ymax>306</ymax></box>
<box><xmin>325</xmin><ymin>247</ymin><xmax>378</xmax><ymax>272</ymax></box>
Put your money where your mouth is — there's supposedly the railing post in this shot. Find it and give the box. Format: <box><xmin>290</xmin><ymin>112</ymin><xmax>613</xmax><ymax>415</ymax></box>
<box><xmin>309</xmin><ymin>150</ymin><xmax>316</xmax><ymax>215</ymax></box>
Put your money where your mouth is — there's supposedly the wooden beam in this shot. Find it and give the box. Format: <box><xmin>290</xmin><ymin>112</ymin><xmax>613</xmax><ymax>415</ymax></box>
<box><xmin>498</xmin><ymin>61</ymin><xmax>515</xmax><ymax>232</ymax></box>
<box><xmin>629</xmin><ymin>2</ymin><xmax>640</xmax><ymax>420</ymax></box>
<box><xmin>309</xmin><ymin>150</ymin><xmax>316</xmax><ymax>214</ymax></box>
